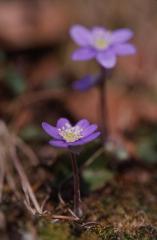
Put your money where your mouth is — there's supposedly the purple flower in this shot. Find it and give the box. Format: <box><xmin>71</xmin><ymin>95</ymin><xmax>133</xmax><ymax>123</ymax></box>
<box><xmin>72</xmin><ymin>74</ymin><xmax>101</xmax><ymax>91</ymax></box>
<box><xmin>70</xmin><ymin>25</ymin><xmax>136</xmax><ymax>68</ymax></box>
<box><xmin>42</xmin><ymin>118</ymin><xmax>100</xmax><ymax>148</ymax></box>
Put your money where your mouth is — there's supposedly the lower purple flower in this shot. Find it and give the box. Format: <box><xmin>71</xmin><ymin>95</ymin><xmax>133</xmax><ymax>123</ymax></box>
<box><xmin>42</xmin><ymin>118</ymin><xmax>100</xmax><ymax>148</ymax></box>
<box><xmin>72</xmin><ymin>74</ymin><xmax>101</xmax><ymax>91</ymax></box>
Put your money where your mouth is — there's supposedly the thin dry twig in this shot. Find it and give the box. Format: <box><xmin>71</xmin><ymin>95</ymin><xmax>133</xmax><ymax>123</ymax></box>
<box><xmin>80</xmin><ymin>221</ymin><xmax>102</xmax><ymax>229</ymax></box>
<box><xmin>50</xmin><ymin>214</ymin><xmax>79</xmax><ymax>222</ymax></box>
<box><xmin>41</xmin><ymin>195</ymin><xmax>50</xmax><ymax>212</ymax></box>
<box><xmin>14</xmin><ymin>137</ymin><xmax>39</xmax><ymax>166</ymax></box>
<box><xmin>82</xmin><ymin>147</ymin><xmax>104</xmax><ymax>169</ymax></box>
<box><xmin>5</xmin><ymin>159</ymin><xmax>21</xmax><ymax>199</ymax></box>
<box><xmin>10</xmin><ymin>147</ymin><xmax>42</xmax><ymax>214</ymax></box>
<box><xmin>0</xmin><ymin>120</ymin><xmax>42</xmax><ymax>215</ymax></box>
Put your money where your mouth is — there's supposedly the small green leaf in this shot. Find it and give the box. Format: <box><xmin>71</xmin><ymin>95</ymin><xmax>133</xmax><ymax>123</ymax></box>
<box><xmin>83</xmin><ymin>168</ymin><xmax>113</xmax><ymax>191</ymax></box>
<box><xmin>0</xmin><ymin>51</ymin><xmax>6</xmax><ymax>61</ymax></box>
<box><xmin>20</xmin><ymin>125</ymin><xmax>43</xmax><ymax>141</ymax></box>
<box><xmin>137</xmin><ymin>139</ymin><xmax>157</xmax><ymax>163</ymax></box>
<box><xmin>5</xmin><ymin>66</ymin><xmax>27</xmax><ymax>95</ymax></box>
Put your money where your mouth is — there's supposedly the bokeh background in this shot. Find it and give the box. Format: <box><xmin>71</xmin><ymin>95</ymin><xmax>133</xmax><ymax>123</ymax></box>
<box><xmin>1</xmin><ymin>0</ymin><xmax>157</xmax><ymax>161</ymax></box>
<box><xmin>1</xmin><ymin>1</ymin><xmax>157</xmax><ymax>239</ymax></box>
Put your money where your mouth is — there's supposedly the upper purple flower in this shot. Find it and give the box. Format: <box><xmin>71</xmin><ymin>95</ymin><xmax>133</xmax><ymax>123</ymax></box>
<box><xmin>42</xmin><ymin>118</ymin><xmax>100</xmax><ymax>148</ymax></box>
<box><xmin>70</xmin><ymin>25</ymin><xmax>136</xmax><ymax>68</ymax></box>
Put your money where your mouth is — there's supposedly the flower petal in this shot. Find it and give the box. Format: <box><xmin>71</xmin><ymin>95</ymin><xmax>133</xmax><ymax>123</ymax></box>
<box><xmin>72</xmin><ymin>74</ymin><xmax>100</xmax><ymax>91</ymax></box>
<box><xmin>57</xmin><ymin>118</ymin><xmax>71</xmax><ymax>128</ymax></box>
<box><xmin>71</xmin><ymin>47</ymin><xmax>96</xmax><ymax>61</ymax></box>
<box><xmin>70</xmin><ymin>25</ymin><xmax>91</xmax><ymax>46</ymax></box>
<box><xmin>113</xmin><ymin>43</ymin><xmax>136</xmax><ymax>56</ymax></box>
<box><xmin>82</xmin><ymin>124</ymin><xmax>98</xmax><ymax>137</ymax></box>
<box><xmin>96</xmin><ymin>50</ymin><xmax>116</xmax><ymax>68</ymax></box>
<box><xmin>92</xmin><ymin>27</ymin><xmax>111</xmax><ymax>42</ymax></box>
<box><xmin>76</xmin><ymin>119</ymin><xmax>90</xmax><ymax>128</ymax></box>
<box><xmin>111</xmin><ymin>28</ymin><xmax>134</xmax><ymax>43</ymax></box>
<box><xmin>49</xmin><ymin>140</ymin><xmax>68</xmax><ymax>148</ymax></box>
<box><xmin>42</xmin><ymin>122</ymin><xmax>61</xmax><ymax>139</ymax></box>
<box><xmin>69</xmin><ymin>131</ymin><xmax>101</xmax><ymax>146</ymax></box>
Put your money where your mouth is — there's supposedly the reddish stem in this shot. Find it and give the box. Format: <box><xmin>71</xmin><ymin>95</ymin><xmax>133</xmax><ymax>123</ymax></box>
<box><xmin>98</xmin><ymin>68</ymin><xmax>110</xmax><ymax>144</ymax></box>
<box><xmin>70</xmin><ymin>152</ymin><xmax>82</xmax><ymax>218</ymax></box>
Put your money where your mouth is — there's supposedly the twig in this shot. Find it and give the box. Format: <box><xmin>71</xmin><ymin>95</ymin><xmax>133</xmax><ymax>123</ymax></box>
<box><xmin>41</xmin><ymin>195</ymin><xmax>50</xmax><ymax>212</ymax></box>
<box><xmin>58</xmin><ymin>174</ymin><xmax>72</xmax><ymax>206</ymax></box>
<box><xmin>50</xmin><ymin>214</ymin><xmax>79</xmax><ymax>222</ymax></box>
<box><xmin>14</xmin><ymin>136</ymin><xmax>39</xmax><ymax>166</ymax></box>
<box><xmin>9</xmin><ymin>147</ymin><xmax>42</xmax><ymax>215</ymax></box>
<box><xmin>5</xmin><ymin>161</ymin><xmax>21</xmax><ymax>199</ymax></box>
<box><xmin>82</xmin><ymin>147</ymin><xmax>104</xmax><ymax>169</ymax></box>
<box><xmin>58</xmin><ymin>174</ymin><xmax>80</xmax><ymax>219</ymax></box>
<box><xmin>81</xmin><ymin>221</ymin><xmax>102</xmax><ymax>229</ymax></box>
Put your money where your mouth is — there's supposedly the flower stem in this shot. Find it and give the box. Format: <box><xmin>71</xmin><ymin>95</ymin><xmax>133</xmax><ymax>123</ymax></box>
<box><xmin>70</xmin><ymin>152</ymin><xmax>82</xmax><ymax>218</ymax></box>
<box><xmin>98</xmin><ymin>68</ymin><xmax>110</xmax><ymax>145</ymax></box>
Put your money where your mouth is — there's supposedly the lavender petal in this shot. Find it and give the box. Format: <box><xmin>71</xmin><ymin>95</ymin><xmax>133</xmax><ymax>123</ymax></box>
<box><xmin>113</xmin><ymin>43</ymin><xmax>136</xmax><ymax>55</ymax></box>
<box><xmin>42</xmin><ymin>122</ymin><xmax>61</xmax><ymax>139</ymax></box>
<box><xmin>76</xmin><ymin>119</ymin><xmax>90</xmax><ymax>128</ymax></box>
<box><xmin>72</xmin><ymin>74</ymin><xmax>100</xmax><ymax>91</ymax></box>
<box><xmin>92</xmin><ymin>26</ymin><xmax>107</xmax><ymax>36</ymax></box>
<box><xmin>92</xmin><ymin>27</ymin><xmax>111</xmax><ymax>42</ymax></box>
<box><xmin>49</xmin><ymin>140</ymin><xmax>68</xmax><ymax>148</ymax></box>
<box><xmin>96</xmin><ymin>50</ymin><xmax>116</xmax><ymax>68</ymax></box>
<box><xmin>57</xmin><ymin>118</ymin><xmax>71</xmax><ymax>129</ymax></box>
<box><xmin>71</xmin><ymin>47</ymin><xmax>96</xmax><ymax>61</ymax></box>
<box><xmin>70</xmin><ymin>25</ymin><xmax>91</xmax><ymax>46</ymax></box>
<box><xmin>111</xmin><ymin>28</ymin><xmax>134</xmax><ymax>43</ymax></box>
<box><xmin>82</xmin><ymin>124</ymin><xmax>98</xmax><ymax>137</ymax></box>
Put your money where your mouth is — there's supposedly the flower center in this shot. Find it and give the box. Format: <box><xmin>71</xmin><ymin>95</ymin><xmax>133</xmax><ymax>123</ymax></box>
<box><xmin>94</xmin><ymin>38</ymin><xmax>109</xmax><ymax>50</ymax></box>
<box><xmin>58</xmin><ymin>123</ymin><xmax>83</xmax><ymax>143</ymax></box>
<box><xmin>92</xmin><ymin>30</ymin><xmax>111</xmax><ymax>50</ymax></box>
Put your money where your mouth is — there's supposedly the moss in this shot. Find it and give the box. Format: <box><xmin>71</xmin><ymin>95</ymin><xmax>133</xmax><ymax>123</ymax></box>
<box><xmin>134</xmin><ymin>225</ymin><xmax>157</xmax><ymax>240</ymax></box>
<box><xmin>94</xmin><ymin>226</ymin><xmax>119</xmax><ymax>240</ymax></box>
<box><xmin>16</xmin><ymin>168</ymin><xmax>157</xmax><ymax>240</ymax></box>
<box><xmin>38</xmin><ymin>220</ymin><xmax>71</xmax><ymax>240</ymax></box>
<box><xmin>80</xmin><ymin>230</ymin><xmax>99</xmax><ymax>240</ymax></box>
<box><xmin>91</xmin><ymin>226</ymin><xmax>157</xmax><ymax>240</ymax></box>
<box><xmin>122</xmin><ymin>234</ymin><xmax>135</xmax><ymax>240</ymax></box>
<box><xmin>78</xmin><ymin>168</ymin><xmax>157</xmax><ymax>239</ymax></box>
<box><xmin>35</xmin><ymin>217</ymin><xmax>157</xmax><ymax>240</ymax></box>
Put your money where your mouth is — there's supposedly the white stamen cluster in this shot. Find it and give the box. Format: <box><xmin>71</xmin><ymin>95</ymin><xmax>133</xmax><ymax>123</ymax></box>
<box><xmin>58</xmin><ymin>123</ymin><xmax>83</xmax><ymax>143</ymax></box>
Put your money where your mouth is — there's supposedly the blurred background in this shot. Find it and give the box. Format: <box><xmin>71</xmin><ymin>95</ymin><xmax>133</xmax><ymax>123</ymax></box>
<box><xmin>1</xmin><ymin>0</ymin><xmax>157</xmax><ymax>161</ymax></box>
<box><xmin>1</xmin><ymin>0</ymin><xmax>157</xmax><ymax>239</ymax></box>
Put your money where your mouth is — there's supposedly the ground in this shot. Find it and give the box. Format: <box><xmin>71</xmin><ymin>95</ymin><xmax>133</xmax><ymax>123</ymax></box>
<box><xmin>1</xmin><ymin>162</ymin><xmax>157</xmax><ymax>240</ymax></box>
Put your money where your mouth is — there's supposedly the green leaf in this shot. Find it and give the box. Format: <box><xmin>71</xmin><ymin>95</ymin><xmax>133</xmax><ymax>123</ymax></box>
<box><xmin>5</xmin><ymin>66</ymin><xmax>27</xmax><ymax>95</ymax></box>
<box><xmin>0</xmin><ymin>51</ymin><xmax>6</xmax><ymax>61</ymax></box>
<box><xmin>83</xmin><ymin>168</ymin><xmax>113</xmax><ymax>191</ymax></box>
<box><xmin>137</xmin><ymin>139</ymin><xmax>157</xmax><ymax>163</ymax></box>
<box><xmin>19</xmin><ymin>125</ymin><xmax>43</xmax><ymax>141</ymax></box>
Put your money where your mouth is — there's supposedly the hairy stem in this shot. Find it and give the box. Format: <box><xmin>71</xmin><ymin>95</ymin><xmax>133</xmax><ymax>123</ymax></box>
<box><xmin>70</xmin><ymin>152</ymin><xmax>82</xmax><ymax>218</ymax></box>
<box><xmin>98</xmin><ymin>68</ymin><xmax>110</xmax><ymax>144</ymax></box>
